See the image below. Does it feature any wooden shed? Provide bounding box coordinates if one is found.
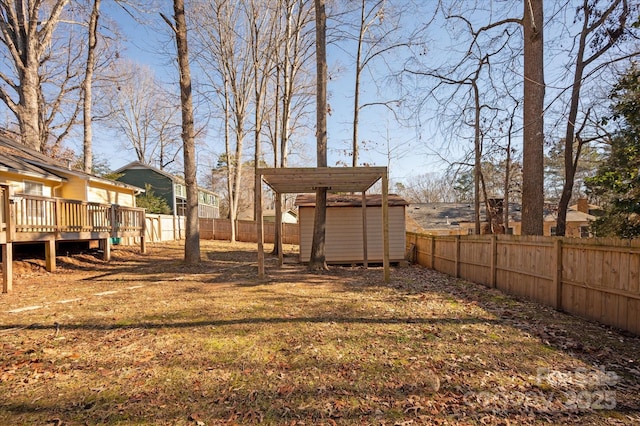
[295,193,408,264]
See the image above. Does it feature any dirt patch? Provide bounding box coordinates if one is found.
[1,240,639,425]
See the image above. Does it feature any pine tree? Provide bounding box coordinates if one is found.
[586,65,640,238]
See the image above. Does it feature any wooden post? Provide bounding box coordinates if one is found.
[490,235,498,288]
[2,243,12,293]
[102,238,111,261]
[256,172,265,279]
[275,192,283,266]
[553,238,563,310]
[382,171,390,282]
[2,185,13,293]
[430,235,436,269]
[455,235,461,278]
[140,211,147,254]
[45,239,56,272]
[110,206,118,238]
[361,191,368,269]
[55,198,62,237]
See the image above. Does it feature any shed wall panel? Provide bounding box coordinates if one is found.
[299,205,405,263]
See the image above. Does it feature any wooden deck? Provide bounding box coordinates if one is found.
[1,184,146,293]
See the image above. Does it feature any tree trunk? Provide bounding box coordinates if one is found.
[521,0,545,236]
[19,64,42,151]
[504,120,513,232]
[352,0,366,168]
[473,81,481,235]
[309,0,328,271]
[172,0,200,264]
[83,0,101,173]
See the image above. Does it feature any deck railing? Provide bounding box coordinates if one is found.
[2,193,144,240]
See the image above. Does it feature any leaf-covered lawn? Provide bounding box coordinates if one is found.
[1,240,639,425]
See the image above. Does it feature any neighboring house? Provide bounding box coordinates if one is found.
[239,209,298,224]
[295,193,408,264]
[406,203,474,235]
[264,209,298,224]
[0,134,142,207]
[545,198,599,237]
[408,198,598,237]
[115,161,220,218]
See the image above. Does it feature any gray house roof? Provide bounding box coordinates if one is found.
[115,161,218,197]
[408,201,595,231]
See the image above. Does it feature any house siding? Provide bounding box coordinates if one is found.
[1,172,56,198]
[88,183,136,207]
[59,176,88,201]
[117,169,175,213]
[298,205,406,263]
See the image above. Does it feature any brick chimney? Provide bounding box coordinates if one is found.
[577,198,589,214]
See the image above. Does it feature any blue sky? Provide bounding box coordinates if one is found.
[92,1,451,186]
[89,1,624,191]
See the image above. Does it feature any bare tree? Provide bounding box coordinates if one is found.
[0,0,86,152]
[82,0,101,173]
[396,173,457,203]
[270,0,315,253]
[162,0,200,264]
[333,0,421,167]
[554,0,638,236]
[247,0,276,222]
[309,0,328,271]
[191,0,253,243]
[405,9,517,234]
[104,62,182,169]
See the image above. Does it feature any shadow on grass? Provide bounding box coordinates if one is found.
[0,314,504,332]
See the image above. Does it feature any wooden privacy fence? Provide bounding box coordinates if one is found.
[200,218,299,245]
[406,232,640,336]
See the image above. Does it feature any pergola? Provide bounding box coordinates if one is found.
[255,166,391,282]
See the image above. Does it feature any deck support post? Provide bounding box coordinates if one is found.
[2,243,12,293]
[45,239,56,272]
[101,238,111,261]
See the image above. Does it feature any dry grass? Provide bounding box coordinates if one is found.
[1,240,639,425]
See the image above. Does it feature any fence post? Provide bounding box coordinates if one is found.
[430,236,436,269]
[140,211,147,254]
[553,238,563,310]
[490,235,497,288]
[455,235,461,278]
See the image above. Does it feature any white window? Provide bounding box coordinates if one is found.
[175,183,186,198]
[580,226,590,238]
[23,181,44,196]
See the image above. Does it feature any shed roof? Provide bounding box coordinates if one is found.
[295,193,407,207]
[258,167,386,194]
